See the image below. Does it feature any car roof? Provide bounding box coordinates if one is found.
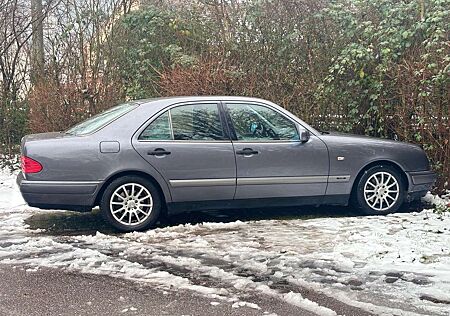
[135,96,269,106]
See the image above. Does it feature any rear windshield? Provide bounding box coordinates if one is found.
[66,103,137,136]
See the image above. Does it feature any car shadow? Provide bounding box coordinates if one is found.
[25,203,423,237]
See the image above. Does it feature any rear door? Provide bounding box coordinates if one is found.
[132,102,236,202]
[223,102,329,200]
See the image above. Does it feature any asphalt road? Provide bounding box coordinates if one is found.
[0,264,375,316]
[0,264,314,316]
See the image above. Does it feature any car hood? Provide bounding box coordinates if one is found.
[318,131,429,172]
[322,132,401,146]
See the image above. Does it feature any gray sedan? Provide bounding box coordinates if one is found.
[17,97,436,231]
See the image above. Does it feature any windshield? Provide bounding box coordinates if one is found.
[66,103,137,136]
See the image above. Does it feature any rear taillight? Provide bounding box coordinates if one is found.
[21,156,43,174]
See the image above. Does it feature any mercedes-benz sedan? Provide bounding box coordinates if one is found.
[17,97,436,231]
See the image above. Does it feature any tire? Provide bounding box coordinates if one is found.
[353,165,406,215]
[100,176,162,232]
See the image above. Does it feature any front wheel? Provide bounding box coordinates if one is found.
[354,165,406,215]
[100,176,162,232]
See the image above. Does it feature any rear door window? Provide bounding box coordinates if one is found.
[139,103,226,141]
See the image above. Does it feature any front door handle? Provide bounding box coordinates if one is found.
[148,148,171,156]
[236,148,259,156]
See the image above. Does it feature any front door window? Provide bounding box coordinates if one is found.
[226,103,299,141]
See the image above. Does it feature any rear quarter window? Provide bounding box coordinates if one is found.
[66,103,137,136]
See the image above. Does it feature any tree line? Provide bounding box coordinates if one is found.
[0,0,448,190]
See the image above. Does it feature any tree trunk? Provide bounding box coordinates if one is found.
[31,0,45,84]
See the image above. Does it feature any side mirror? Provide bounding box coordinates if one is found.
[300,129,310,143]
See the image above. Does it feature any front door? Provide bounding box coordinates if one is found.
[132,102,236,202]
[224,102,329,200]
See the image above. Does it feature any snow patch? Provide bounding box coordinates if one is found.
[422,191,450,209]
[283,292,336,316]
[231,301,261,310]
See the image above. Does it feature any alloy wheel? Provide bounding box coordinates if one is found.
[363,171,399,212]
[109,183,153,226]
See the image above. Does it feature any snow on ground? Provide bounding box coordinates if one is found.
[0,168,449,315]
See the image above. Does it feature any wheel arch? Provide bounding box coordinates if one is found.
[94,170,170,208]
[351,160,409,198]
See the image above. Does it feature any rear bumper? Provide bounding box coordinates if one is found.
[16,172,100,211]
[405,170,437,201]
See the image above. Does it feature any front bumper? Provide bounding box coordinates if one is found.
[405,170,437,201]
[16,172,100,211]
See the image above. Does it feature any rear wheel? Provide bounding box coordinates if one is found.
[354,165,406,215]
[100,176,161,232]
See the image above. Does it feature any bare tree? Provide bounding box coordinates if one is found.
[0,0,56,154]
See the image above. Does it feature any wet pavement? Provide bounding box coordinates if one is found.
[25,205,362,236]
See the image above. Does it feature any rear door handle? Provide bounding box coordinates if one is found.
[148,148,171,156]
[236,148,258,156]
